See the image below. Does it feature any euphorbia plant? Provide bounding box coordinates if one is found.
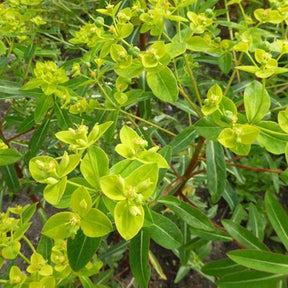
[2,0,288,287]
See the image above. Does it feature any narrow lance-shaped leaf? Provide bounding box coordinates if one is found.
[1,165,20,193]
[34,95,53,124]
[169,126,197,154]
[159,196,215,231]
[0,149,22,166]
[37,235,53,264]
[206,140,226,203]
[222,220,269,251]
[159,197,231,242]
[202,258,247,277]
[228,250,288,275]
[217,270,285,288]
[27,118,50,159]
[54,101,72,130]
[248,203,266,241]
[144,210,183,249]
[130,230,150,288]
[265,192,288,251]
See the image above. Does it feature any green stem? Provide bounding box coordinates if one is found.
[163,32,172,42]
[238,3,247,20]
[67,180,97,192]
[179,86,203,118]
[23,235,37,254]
[120,109,176,137]
[224,53,244,96]
[177,9,182,42]
[6,37,14,59]
[246,51,259,67]
[224,0,234,40]
[18,251,31,264]
[183,54,202,107]
[94,107,116,112]
[23,56,33,82]
[97,81,116,107]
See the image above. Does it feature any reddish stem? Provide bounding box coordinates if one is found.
[227,163,283,174]
[6,127,35,143]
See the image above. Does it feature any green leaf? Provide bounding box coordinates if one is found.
[42,212,79,239]
[24,44,36,62]
[1,165,20,193]
[67,229,101,271]
[169,126,197,154]
[0,148,22,166]
[144,211,183,249]
[58,152,81,177]
[22,78,43,90]
[174,265,191,284]
[114,59,143,78]
[286,143,288,163]
[244,81,270,123]
[248,203,266,241]
[278,109,288,133]
[114,200,144,240]
[257,121,288,154]
[194,116,222,140]
[43,177,67,205]
[228,250,288,275]
[217,270,285,288]
[236,65,259,74]
[186,36,210,52]
[81,208,113,238]
[158,196,215,231]
[166,42,186,58]
[37,235,53,262]
[71,187,92,217]
[206,140,226,203]
[0,40,6,56]
[202,258,247,277]
[223,182,239,210]
[222,220,269,251]
[146,66,178,104]
[110,159,142,178]
[79,276,97,288]
[137,151,169,168]
[0,80,24,99]
[130,230,150,288]
[265,193,288,251]
[81,146,109,188]
[148,250,167,280]
[34,95,53,124]
[191,228,232,242]
[29,155,58,184]
[218,52,233,74]
[2,241,21,259]
[125,163,158,200]
[202,84,223,116]
[100,174,126,200]
[22,203,37,223]
[27,118,50,159]
[54,101,72,130]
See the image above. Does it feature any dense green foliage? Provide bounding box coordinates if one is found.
[1,0,288,287]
